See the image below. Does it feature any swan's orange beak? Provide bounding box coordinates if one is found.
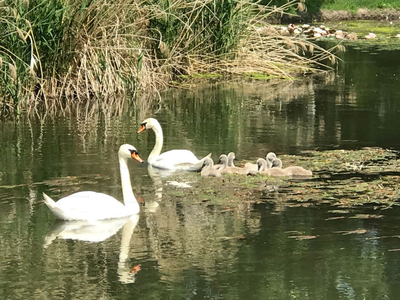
[131,152,144,163]
[137,124,146,133]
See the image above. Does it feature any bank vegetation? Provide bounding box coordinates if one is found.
[0,0,340,118]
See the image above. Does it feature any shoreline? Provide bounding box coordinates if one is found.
[319,8,400,22]
[280,8,400,23]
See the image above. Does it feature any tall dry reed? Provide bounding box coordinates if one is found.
[0,0,341,118]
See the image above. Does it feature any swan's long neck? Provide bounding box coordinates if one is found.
[119,156,139,214]
[219,156,228,170]
[204,158,213,168]
[148,123,163,163]
[228,155,235,167]
[258,159,267,171]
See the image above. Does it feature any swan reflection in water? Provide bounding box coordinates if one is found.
[146,164,195,212]
[44,215,140,284]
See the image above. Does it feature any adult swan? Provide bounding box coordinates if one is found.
[138,118,210,171]
[42,144,144,221]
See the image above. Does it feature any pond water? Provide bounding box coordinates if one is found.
[1,43,400,299]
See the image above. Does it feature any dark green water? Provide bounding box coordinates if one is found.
[1,44,400,299]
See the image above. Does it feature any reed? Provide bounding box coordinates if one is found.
[0,0,340,118]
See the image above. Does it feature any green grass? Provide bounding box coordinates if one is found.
[321,0,400,12]
[266,0,400,15]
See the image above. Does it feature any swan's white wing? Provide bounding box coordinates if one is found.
[150,149,201,170]
[172,162,205,171]
[156,149,200,163]
[56,191,129,220]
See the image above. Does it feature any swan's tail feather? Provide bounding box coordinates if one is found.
[171,153,213,172]
[43,192,56,206]
[199,153,212,162]
[43,193,65,219]
[192,153,212,172]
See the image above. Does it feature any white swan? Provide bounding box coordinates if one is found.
[138,118,211,171]
[43,144,144,220]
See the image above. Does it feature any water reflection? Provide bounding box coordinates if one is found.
[44,215,140,284]
[145,164,196,212]
[2,44,400,299]
[145,164,170,211]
